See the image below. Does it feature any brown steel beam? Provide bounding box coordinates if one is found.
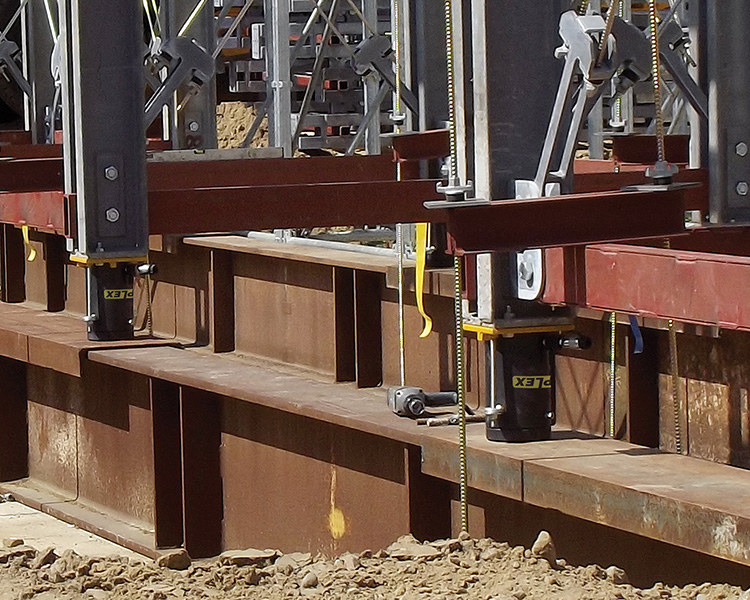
[354,270,383,388]
[151,379,184,549]
[445,188,692,254]
[180,386,223,558]
[333,267,356,383]
[0,357,28,481]
[209,250,235,353]
[148,154,398,190]
[1,224,25,303]
[44,234,67,312]
[149,180,446,235]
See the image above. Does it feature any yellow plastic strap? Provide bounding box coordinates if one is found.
[415,222,432,338]
[21,226,36,262]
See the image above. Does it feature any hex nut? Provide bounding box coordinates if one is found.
[737,142,748,157]
[737,181,749,196]
[104,166,119,181]
[188,121,200,132]
[105,207,120,223]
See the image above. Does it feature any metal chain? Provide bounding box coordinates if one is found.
[649,0,667,163]
[443,0,467,533]
[668,319,682,453]
[443,0,458,183]
[452,254,468,532]
[609,312,616,438]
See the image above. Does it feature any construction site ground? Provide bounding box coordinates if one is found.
[0,501,749,600]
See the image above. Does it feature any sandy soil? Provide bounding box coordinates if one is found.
[1,532,749,600]
[216,102,268,149]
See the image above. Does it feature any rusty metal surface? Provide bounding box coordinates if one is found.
[150,379,184,549]
[612,134,690,165]
[180,387,223,558]
[26,362,156,526]
[1,224,26,303]
[0,357,28,481]
[0,158,64,191]
[0,480,158,558]
[390,129,450,162]
[147,154,398,190]
[586,244,750,330]
[446,189,689,254]
[0,302,177,376]
[149,180,445,235]
[221,397,411,554]
[0,130,32,145]
[233,254,338,377]
[0,191,67,234]
[523,451,750,566]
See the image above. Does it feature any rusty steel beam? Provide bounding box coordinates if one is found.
[585,244,750,330]
[149,180,447,235]
[147,154,399,190]
[445,188,691,254]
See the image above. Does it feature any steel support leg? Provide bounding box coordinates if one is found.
[265,0,292,156]
[160,0,218,149]
[707,0,750,224]
[22,0,56,143]
[60,0,147,340]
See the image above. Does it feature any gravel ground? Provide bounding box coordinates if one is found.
[216,102,268,149]
[0,531,749,600]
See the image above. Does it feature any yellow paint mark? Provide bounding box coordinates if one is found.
[328,507,346,540]
[328,467,346,540]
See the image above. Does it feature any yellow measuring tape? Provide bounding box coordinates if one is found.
[21,226,36,262]
[415,222,432,338]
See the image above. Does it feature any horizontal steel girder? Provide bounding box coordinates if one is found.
[0,155,708,249]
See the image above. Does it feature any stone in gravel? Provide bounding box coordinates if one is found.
[530,531,556,564]
[340,553,360,571]
[480,548,502,561]
[219,548,278,567]
[31,547,58,569]
[301,571,318,588]
[387,537,441,560]
[0,546,36,564]
[433,538,462,553]
[157,549,191,570]
[2,538,23,548]
[605,565,629,584]
[277,552,312,570]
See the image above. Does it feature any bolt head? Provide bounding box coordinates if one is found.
[737,142,749,157]
[104,166,119,181]
[737,181,749,196]
[188,120,200,132]
[105,207,120,223]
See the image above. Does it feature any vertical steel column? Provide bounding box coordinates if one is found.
[265,0,292,156]
[683,0,707,169]
[22,0,56,143]
[60,0,147,340]
[161,0,218,149]
[361,0,380,155]
[707,0,750,224]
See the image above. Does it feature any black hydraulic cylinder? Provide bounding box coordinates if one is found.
[87,265,135,341]
[485,334,555,442]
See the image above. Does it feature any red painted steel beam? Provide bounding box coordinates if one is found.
[445,188,690,254]
[584,244,750,330]
[148,179,448,235]
[0,190,67,234]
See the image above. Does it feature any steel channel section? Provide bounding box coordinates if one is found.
[60,0,147,340]
[160,0,217,149]
[707,0,750,224]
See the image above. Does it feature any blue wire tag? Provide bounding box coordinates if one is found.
[628,315,644,355]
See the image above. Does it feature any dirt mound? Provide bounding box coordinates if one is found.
[0,532,748,600]
[216,101,268,149]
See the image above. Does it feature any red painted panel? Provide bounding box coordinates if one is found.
[585,244,750,330]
